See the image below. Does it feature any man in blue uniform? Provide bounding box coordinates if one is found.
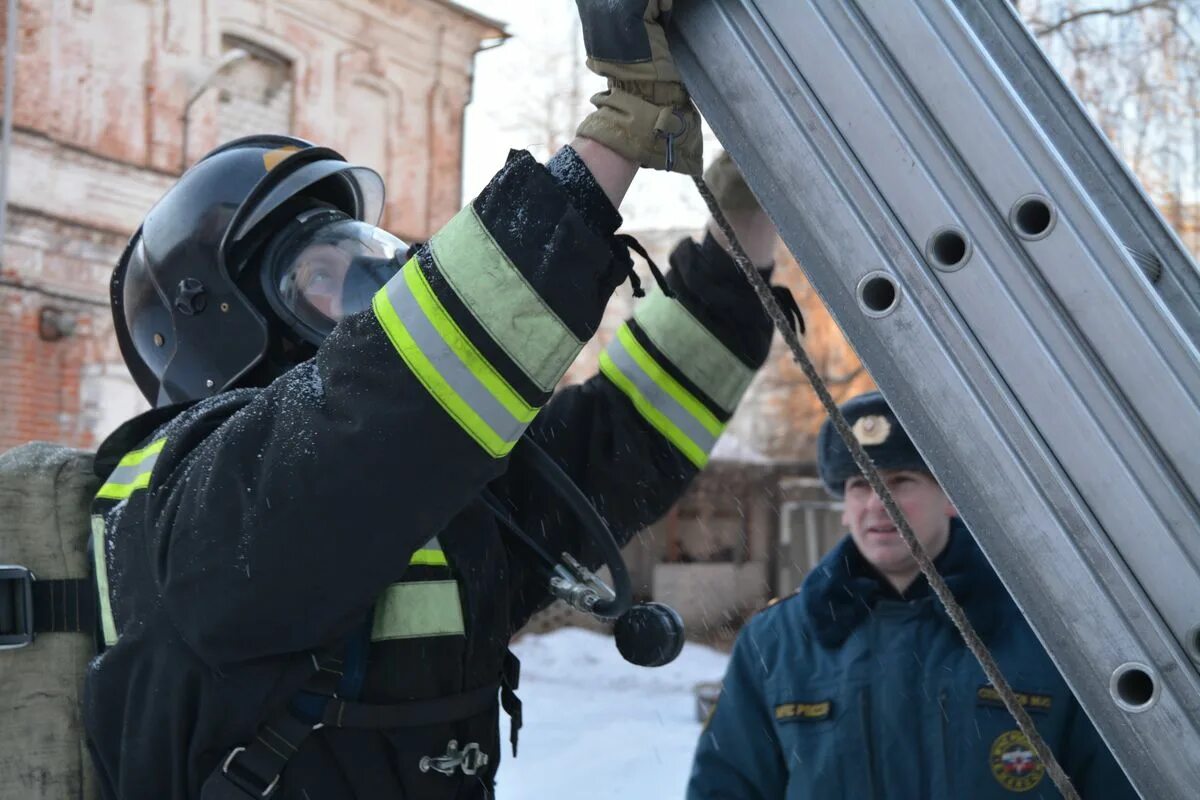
[82,3,797,798]
[687,391,1137,799]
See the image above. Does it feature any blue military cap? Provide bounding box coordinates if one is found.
[817,391,929,498]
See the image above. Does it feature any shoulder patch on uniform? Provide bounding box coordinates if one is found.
[701,698,718,732]
[754,590,801,617]
[990,730,1045,792]
[774,700,831,722]
[977,685,1053,714]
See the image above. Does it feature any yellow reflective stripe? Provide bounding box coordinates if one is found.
[616,324,724,438]
[118,438,166,466]
[601,323,730,468]
[93,440,169,641]
[95,472,153,501]
[91,515,118,647]
[599,349,711,469]
[431,206,584,391]
[372,261,535,458]
[95,437,167,500]
[409,548,449,567]
[409,536,448,567]
[404,261,536,425]
[371,580,465,640]
[633,289,754,413]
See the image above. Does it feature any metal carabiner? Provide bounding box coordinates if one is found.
[419,740,489,777]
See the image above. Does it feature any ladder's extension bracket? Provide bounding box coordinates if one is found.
[671,2,1200,797]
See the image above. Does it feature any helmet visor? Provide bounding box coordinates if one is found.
[274,218,406,341]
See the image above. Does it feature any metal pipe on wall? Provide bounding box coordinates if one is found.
[0,0,19,266]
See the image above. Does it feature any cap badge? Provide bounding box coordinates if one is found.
[851,415,891,446]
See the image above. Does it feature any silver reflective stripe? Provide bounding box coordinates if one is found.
[101,458,156,488]
[95,438,166,500]
[371,580,465,641]
[606,332,720,455]
[430,206,584,391]
[385,265,529,447]
[633,289,754,413]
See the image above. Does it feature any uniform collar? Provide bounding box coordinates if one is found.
[801,518,1006,647]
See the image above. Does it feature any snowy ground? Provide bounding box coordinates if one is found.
[497,628,731,798]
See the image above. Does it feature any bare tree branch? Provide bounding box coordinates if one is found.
[820,367,866,386]
[1034,0,1175,37]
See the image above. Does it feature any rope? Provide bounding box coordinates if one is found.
[692,174,1081,800]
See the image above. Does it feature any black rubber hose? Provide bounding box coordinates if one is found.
[478,489,559,576]
[507,438,633,620]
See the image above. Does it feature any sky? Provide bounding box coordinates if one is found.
[453,0,1200,228]
[454,0,716,232]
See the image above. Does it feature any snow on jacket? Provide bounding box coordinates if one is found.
[687,520,1137,800]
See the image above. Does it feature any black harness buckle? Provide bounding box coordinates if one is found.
[0,566,35,650]
[201,747,281,799]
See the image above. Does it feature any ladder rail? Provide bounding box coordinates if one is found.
[957,0,1200,343]
[671,2,1200,797]
[817,0,1200,652]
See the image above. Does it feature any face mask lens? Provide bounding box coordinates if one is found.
[282,247,350,320]
[274,219,406,340]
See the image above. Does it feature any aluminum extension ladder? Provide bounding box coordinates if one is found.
[670,2,1200,797]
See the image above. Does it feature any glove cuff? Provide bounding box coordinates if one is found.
[576,87,703,175]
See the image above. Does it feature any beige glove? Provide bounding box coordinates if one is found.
[704,151,764,215]
[574,0,703,175]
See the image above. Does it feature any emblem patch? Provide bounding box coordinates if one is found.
[977,685,1053,714]
[774,701,832,722]
[990,730,1045,792]
[851,415,891,446]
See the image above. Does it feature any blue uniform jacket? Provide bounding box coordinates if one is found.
[687,521,1137,799]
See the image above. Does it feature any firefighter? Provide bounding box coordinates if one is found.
[82,2,795,797]
[686,391,1137,800]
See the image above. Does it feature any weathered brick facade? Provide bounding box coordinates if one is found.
[0,0,502,451]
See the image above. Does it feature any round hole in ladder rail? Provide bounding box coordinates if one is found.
[1109,663,1159,713]
[857,272,899,318]
[1011,194,1056,240]
[926,227,972,271]
[1188,625,1200,662]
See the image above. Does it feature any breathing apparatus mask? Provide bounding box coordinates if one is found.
[257,207,409,346]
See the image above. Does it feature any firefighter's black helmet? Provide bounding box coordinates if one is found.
[111,134,399,407]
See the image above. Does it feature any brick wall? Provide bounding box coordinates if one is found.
[0,0,503,451]
[0,287,117,450]
[0,209,135,451]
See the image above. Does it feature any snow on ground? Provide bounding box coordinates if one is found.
[497,628,730,798]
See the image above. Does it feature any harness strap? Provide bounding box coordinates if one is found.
[201,652,346,800]
[1,568,95,648]
[31,578,96,633]
[321,682,500,729]
[201,649,520,798]
[501,649,522,757]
